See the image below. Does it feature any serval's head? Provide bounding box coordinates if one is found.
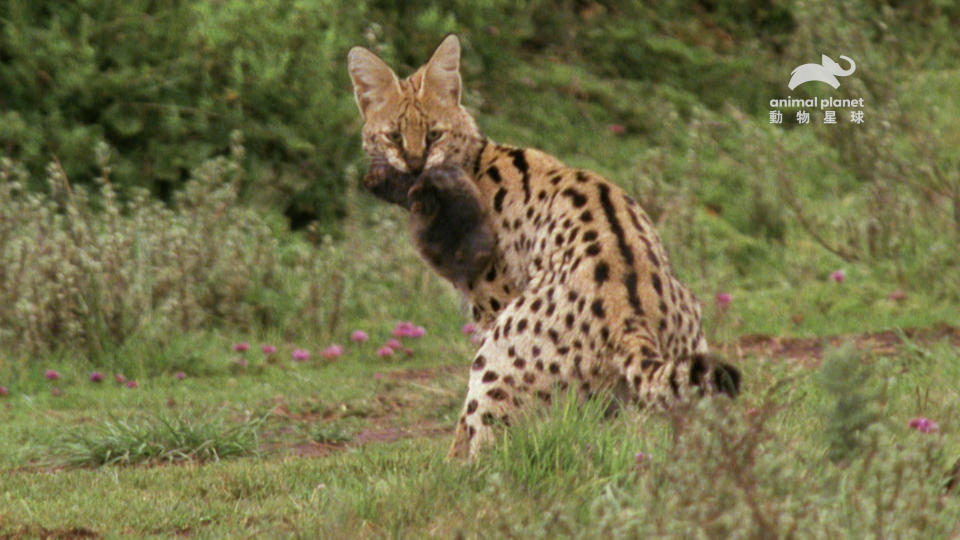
[347,34,483,176]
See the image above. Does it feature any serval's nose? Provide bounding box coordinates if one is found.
[405,154,425,174]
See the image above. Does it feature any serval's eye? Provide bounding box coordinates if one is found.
[426,129,443,143]
[387,131,403,144]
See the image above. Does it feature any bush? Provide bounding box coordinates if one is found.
[0,0,365,227]
[0,134,319,357]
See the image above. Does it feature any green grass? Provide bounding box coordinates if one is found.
[48,412,266,467]
[1,314,958,537]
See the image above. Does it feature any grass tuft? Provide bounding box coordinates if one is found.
[48,411,266,467]
[487,390,636,492]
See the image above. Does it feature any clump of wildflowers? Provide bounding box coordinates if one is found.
[908,417,939,433]
[321,345,344,360]
[292,349,310,362]
[392,321,426,338]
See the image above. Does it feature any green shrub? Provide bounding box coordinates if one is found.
[0,0,365,227]
[0,135,318,357]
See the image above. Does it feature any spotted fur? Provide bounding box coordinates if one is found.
[348,35,740,459]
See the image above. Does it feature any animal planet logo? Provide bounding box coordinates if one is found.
[769,54,865,125]
[788,55,856,90]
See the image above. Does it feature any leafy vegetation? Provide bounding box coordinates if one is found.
[1,0,959,537]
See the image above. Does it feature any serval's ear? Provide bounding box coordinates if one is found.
[347,46,401,120]
[419,34,461,107]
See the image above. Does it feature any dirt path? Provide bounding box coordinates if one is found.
[729,323,960,366]
[287,324,960,457]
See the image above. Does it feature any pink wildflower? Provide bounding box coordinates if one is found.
[233,342,251,353]
[89,372,104,383]
[887,289,907,302]
[292,348,310,362]
[321,345,344,360]
[373,372,383,380]
[908,417,939,433]
[392,321,425,338]
[831,270,846,283]
[126,380,139,389]
[609,124,626,134]
[261,344,277,355]
[45,370,60,381]
[462,323,477,335]
[715,293,732,309]
[392,321,416,337]
[386,338,403,350]
[351,330,369,343]
[174,371,186,380]
[114,374,126,384]
[377,346,394,357]
[0,386,8,396]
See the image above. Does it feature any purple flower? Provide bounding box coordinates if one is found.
[377,346,394,357]
[908,417,939,433]
[392,321,425,338]
[45,369,61,381]
[351,330,369,343]
[126,380,139,389]
[386,338,403,350]
[462,323,477,335]
[261,344,277,355]
[831,270,846,283]
[233,342,251,353]
[0,386,8,396]
[321,345,344,360]
[715,293,732,309]
[89,371,104,383]
[292,348,310,362]
[887,289,906,302]
[392,321,415,338]
[174,371,186,380]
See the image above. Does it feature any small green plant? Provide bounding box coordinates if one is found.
[311,423,355,445]
[49,411,266,467]
[816,343,883,462]
[487,389,635,492]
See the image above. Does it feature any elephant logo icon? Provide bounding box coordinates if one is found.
[788,55,856,90]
